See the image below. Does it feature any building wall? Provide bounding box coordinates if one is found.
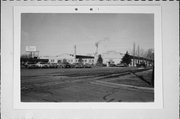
[103,58,122,65]
[40,54,95,64]
[101,51,124,65]
[81,58,94,64]
[40,52,126,65]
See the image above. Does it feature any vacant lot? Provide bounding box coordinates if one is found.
[21,67,154,102]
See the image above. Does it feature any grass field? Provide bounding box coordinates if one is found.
[21,67,154,102]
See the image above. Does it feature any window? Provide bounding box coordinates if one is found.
[51,59,54,62]
[58,60,62,63]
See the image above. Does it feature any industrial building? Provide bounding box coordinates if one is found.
[101,51,124,65]
[23,44,153,67]
[40,51,124,65]
[40,53,95,64]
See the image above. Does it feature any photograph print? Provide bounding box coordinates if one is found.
[21,13,154,102]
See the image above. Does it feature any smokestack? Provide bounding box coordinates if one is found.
[95,42,99,55]
[74,45,76,63]
[94,42,99,64]
[95,38,109,55]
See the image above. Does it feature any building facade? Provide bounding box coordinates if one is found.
[40,53,94,64]
[101,51,124,65]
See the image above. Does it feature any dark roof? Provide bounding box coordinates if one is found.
[75,55,94,59]
[129,55,154,62]
[20,58,49,63]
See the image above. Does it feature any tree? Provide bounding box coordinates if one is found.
[97,54,103,65]
[121,52,131,66]
[146,49,154,60]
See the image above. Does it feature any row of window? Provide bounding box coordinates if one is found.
[77,59,94,63]
[50,59,94,63]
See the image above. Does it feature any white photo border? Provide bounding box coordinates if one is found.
[14,6,162,109]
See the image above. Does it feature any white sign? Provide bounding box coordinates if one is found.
[25,46,36,52]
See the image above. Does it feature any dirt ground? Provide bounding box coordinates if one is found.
[21,67,154,102]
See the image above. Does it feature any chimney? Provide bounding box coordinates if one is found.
[95,42,98,55]
[74,45,76,63]
[94,42,99,64]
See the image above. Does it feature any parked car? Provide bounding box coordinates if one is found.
[73,63,84,68]
[36,62,49,68]
[95,63,105,67]
[136,62,146,68]
[116,63,127,67]
[57,62,71,68]
[48,63,58,68]
[57,63,66,68]
[109,63,116,67]
[26,62,38,69]
[64,63,71,68]
[83,63,92,68]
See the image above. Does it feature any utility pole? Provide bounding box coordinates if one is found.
[133,42,136,66]
[137,45,140,57]
[137,45,140,64]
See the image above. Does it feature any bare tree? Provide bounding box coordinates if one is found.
[145,49,154,59]
[133,42,136,56]
[139,47,145,57]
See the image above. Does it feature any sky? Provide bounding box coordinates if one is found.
[21,13,154,56]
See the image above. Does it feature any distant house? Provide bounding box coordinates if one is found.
[129,55,154,67]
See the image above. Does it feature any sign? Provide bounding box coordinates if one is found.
[25,46,37,52]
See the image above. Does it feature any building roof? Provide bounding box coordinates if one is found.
[75,55,94,59]
[40,54,94,59]
[129,55,154,62]
[102,51,124,59]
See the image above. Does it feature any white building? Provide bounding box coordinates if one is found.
[40,53,95,64]
[101,51,124,65]
[40,51,124,66]
[39,56,59,63]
